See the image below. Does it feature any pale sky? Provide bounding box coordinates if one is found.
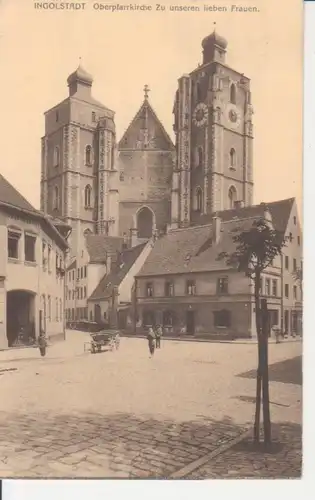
[0,0,303,214]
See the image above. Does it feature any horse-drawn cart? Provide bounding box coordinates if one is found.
[84,330,120,354]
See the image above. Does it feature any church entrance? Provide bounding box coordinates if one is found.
[137,207,154,239]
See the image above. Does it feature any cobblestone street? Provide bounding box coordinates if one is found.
[0,332,302,478]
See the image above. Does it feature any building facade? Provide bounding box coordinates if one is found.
[0,174,69,349]
[171,32,254,228]
[135,200,301,339]
[117,87,175,244]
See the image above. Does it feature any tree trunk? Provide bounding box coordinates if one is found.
[253,272,262,443]
[261,306,271,444]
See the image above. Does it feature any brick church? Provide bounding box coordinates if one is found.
[40,30,253,255]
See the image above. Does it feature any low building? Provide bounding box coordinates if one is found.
[65,234,124,324]
[88,239,154,330]
[0,174,69,349]
[135,198,302,339]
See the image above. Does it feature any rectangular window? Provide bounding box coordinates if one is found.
[72,270,75,281]
[84,286,87,299]
[285,256,289,270]
[285,284,289,298]
[297,236,300,246]
[186,280,196,295]
[217,277,229,294]
[81,267,84,279]
[293,285,297,300]
[84,266,87,278]
[165,281,174,297]
[8,230,20,259]
[48,295,51,321]
[293,258,297,272]
[55,298,58,321]
[69,271,71,282]
[42,241,46,268]
[48,246,52,272]
[25,234,36,262]
[92,112,96,122]
[272,279,277,297]
[213,309,231,328]
[293,216,296,225]
[146,282,154,297]
[77,269,80,280]
[265,278,270,296]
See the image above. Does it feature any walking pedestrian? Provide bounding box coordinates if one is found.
[147,326,156,357]
[155,324,163,349]
[38,329,47,357]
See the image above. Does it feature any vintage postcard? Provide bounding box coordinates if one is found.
[0,0,303,480]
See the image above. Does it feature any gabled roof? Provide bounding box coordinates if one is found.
[0,174,68,250]
[137,198,296,278]
[0,174,38,213]
[194,198,295,234]
[85,234,124,264]
[89,242,147,301]
[118,98,174,151]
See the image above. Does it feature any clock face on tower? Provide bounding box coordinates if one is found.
[192,103,208,127]
[227,106,241,129]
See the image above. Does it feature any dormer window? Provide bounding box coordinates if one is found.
[186,280,196,295]
[146,282,154,297]
[92,112,96,123]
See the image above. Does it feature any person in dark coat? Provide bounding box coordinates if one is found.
[38,330,47,357]
[155,325,163,349]
[147,327,156,357]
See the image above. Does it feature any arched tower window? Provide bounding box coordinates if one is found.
[137,207,154,239]
[229,148,236,168]
[228,186,237,209]
[84,185,92,208]
[196,188,203,212]
[53,185,59,210]
[53,146,60,167]
[85,145,92,166]
[196,82,202,102]
[196,146,203,168]
[230,84,236,104]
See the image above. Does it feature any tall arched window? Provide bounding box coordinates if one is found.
[137,207,154,238]
[85,145,92,165]
[228,186,237,209]
[229,148,236,168]
[53,146,60,167]
[230,84,236,104]
[53,185,59,210]
[196,82,202,102]
[196,188,203,212]
[196,146,203,167]
[84,185,92,208]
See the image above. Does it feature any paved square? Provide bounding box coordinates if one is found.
[0,332,302,478]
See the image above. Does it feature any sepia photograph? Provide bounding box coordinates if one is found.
[0,0,303,481]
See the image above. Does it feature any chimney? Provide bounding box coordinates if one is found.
[234,200,244,209]
[212,215,221,244]
[106,253,112,273]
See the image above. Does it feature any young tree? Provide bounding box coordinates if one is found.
[217,217,286,445]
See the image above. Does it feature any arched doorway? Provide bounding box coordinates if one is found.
[137,207,154,239]
[6,290,36,347]
[228,186,237,209]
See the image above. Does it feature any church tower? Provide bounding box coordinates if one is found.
[172,31,254,228]
[40,65,119,256]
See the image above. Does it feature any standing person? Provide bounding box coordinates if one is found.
[155,324,163,349]
[147,326,156,357]
[38,329,47,357]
